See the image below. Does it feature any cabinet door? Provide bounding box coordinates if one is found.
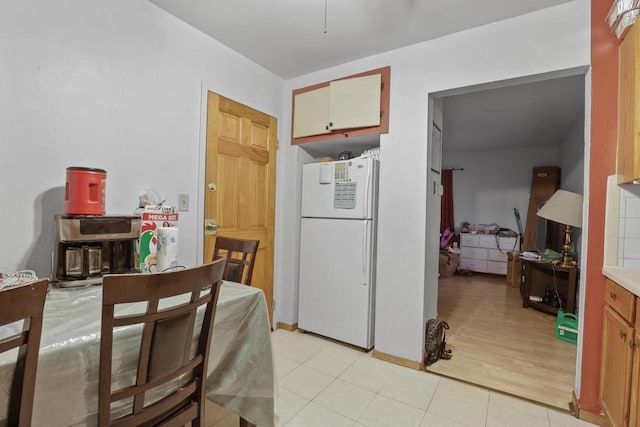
[292,86,331,138]
[617,24,640,184]
[328,74,381,131]
[601,305,635,427]
[629,330,640,427]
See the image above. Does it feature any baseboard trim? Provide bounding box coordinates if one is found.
[372,350,421,370]
[570,390,607,426]
[276,322,298,331]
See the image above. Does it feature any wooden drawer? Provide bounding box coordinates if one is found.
[487,261,507,275]
[635,298,640,331]
[488,249,508,262]
[605,279,636,324]
[460,233,479,247]
[461,247,488,260]
[459,258,487,273]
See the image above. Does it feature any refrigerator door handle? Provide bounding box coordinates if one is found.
[364,158,371,217]
[363,220,370,286]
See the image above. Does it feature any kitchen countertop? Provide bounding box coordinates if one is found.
[603,265,640,296]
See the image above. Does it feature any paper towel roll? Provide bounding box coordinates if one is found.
[156,227,179,272]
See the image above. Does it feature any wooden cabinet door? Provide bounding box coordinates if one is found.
[629,330,640,427]
[617,24,640,184]
[601,305,635,427]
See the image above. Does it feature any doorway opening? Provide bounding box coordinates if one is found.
[426,69,587,410]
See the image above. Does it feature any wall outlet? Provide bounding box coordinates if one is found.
[178,194,189,212]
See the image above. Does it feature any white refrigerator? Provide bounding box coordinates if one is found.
[298,156,379,349]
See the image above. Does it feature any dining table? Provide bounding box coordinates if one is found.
[0,280,275,427]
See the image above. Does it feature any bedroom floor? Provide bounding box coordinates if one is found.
[428,272,577,411]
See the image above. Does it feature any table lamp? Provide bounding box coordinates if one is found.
[536,189,583,268]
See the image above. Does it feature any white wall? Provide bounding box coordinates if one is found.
[443,146,561,233]
[561,114,586,194]
[0,1,284,277]
[560,113,586,260]
[1,0,590,365]
[279,0,590,362]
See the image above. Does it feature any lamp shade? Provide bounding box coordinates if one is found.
[536,189,583,228]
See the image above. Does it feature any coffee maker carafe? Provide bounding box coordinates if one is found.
[53,215,141,287]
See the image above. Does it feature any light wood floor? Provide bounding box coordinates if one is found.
[427,272,577,411]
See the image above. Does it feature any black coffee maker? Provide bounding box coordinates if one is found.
[53,215,141,287]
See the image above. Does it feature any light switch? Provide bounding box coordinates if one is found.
[178,194,189,212]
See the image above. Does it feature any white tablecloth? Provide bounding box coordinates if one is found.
[0,281,275,427]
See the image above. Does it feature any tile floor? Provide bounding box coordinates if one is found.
[206,329,597,427]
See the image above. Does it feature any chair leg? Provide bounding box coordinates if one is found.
[239,416,256,427]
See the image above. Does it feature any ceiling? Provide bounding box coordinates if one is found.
[442,75,585,154]
[149,0,585,155]
[149,0,575,79]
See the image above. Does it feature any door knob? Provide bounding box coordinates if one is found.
[208,183,217,192]
[204,219,220,235]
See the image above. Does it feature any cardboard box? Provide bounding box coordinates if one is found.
[507,251,522,288]
[135,206,178,272]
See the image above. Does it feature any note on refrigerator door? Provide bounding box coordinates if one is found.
[334,183,357,209]
[335,161,358,183]
[319,163,332,184]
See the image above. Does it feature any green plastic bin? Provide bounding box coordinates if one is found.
[555,311,578,344]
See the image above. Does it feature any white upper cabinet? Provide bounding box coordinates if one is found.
[293,86,330,138]
[328,73,381,131]
[291,67,390,143]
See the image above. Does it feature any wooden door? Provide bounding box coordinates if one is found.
[204,93,277,326]
[601,305,634,427]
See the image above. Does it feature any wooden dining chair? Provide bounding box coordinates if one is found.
[212,236,259,286]
[0,279,49,427]
[98,259,226,427]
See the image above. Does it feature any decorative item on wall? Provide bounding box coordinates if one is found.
[606,0,640,39]
[431,122,442,174]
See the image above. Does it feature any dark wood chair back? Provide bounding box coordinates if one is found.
[98,259,226,427]
[212,236,259,285]
[0,279,49,427]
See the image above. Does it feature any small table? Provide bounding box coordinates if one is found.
[520,259,579,314]
[0,281,275,427]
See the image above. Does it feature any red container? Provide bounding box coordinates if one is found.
[65,167,107,215]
